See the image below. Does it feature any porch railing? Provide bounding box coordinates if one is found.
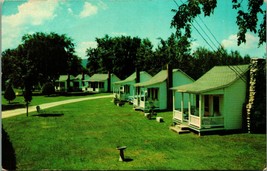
[189,115,200,127]
[189,115,224,128]
[133,98,138,107]
[173,110,183,121]
[201,116,224,128]
[173,110,224,129]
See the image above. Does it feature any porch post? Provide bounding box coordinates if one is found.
[144,88,146,110]
[172,91,175,119]
[181,92,184,122]
[188,93,191,124]
[199,94,202,128]
[172,91,175,111]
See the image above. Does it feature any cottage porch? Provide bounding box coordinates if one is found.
[173,93,225,132]
[173,109,224,131]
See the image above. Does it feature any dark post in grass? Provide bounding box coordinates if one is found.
[116,146,127,161]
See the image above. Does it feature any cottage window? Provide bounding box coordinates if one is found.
[204,95,210,116]
[196,95,199,108]
[213,96,220,116]
[136,87,140,95]
[99,82,104,88]
[124,85,130,94]
[148,88,159,100]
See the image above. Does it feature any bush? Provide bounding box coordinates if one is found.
[42,82,55,96]
[4,84,16,104]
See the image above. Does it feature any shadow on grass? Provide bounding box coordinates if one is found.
[2,126,17,170]
[32,113,64,117]
[123,158,134,162]
[2,103,25,111]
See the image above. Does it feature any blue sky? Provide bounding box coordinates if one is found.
[2,0,266,59]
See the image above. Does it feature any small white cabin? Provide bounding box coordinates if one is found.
[113,71,152,102]
[73,74,90,91]
[55,75,76,92]
[171,65,249,133]
[134,69,194,111]
[85,73,121,93]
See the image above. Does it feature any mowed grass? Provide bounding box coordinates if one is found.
[2,97,266,170]
[2,93,111,107]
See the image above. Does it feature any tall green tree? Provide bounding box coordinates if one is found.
[171,0,265,46]
[153,33,194,76]
[86,35,141,79]
[136,38,155,73]
[2,32,83,88]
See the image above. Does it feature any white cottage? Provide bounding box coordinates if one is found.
[55,75,76,92]
[134,68,194,111]
[73,74,90,91]
[85,73,121,93]
[171,65,249,134]
[113,71,152,102]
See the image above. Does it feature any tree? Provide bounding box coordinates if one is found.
[23,75,33,117]
[136,38,155,73]
[171,0,265,46]
[153,33,194,76]
[86,35,141,79]
[4,84,16,104]
[42,82,55,96]
[2,32,83,89]
[2,49,22,89]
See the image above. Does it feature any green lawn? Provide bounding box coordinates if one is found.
[2,96,266,170]
[2,92,111,107]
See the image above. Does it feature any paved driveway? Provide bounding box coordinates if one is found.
[2,95,113,119]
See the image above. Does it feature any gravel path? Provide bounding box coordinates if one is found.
[2,95,113,119]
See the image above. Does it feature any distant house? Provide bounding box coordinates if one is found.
[134,68,194,111]
[171,65,249,133]
[113,71,152,101]
[86,73,121,93]
[55,75,76,92]
[73,74,90,92]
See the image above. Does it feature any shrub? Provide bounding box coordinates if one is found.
[42,82,55,96]
[4,84,16,104]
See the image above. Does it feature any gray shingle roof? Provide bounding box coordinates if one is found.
[134,69,192,87]
[89,74,109,82]
[171,65,249,93]
[114,71,150,85]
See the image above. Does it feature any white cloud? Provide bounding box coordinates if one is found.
[2,0,59,50]
[3,0,58,27]
[67,7,73,15]
[75,41,97,58]
[221,33,265,57]
[79,2,98,18]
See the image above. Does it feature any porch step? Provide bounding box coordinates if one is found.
[169,125,190,134]
[178,124,190,130]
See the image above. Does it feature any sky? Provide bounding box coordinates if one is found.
[1,0,266,59]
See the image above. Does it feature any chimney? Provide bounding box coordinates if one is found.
[136,67,140,83]
[167,64,173,110]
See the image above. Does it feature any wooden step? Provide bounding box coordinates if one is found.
[178,124,190,130]
[169,125,190,134]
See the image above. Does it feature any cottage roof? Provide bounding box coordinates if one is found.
[171,65,249,93]
[114,71,150,85]
[57,75,75,81]
[134,69,191,87]
[89,74,109,82]
[75,74,83,80]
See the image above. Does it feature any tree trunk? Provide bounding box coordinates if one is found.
[26,102,29,117]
